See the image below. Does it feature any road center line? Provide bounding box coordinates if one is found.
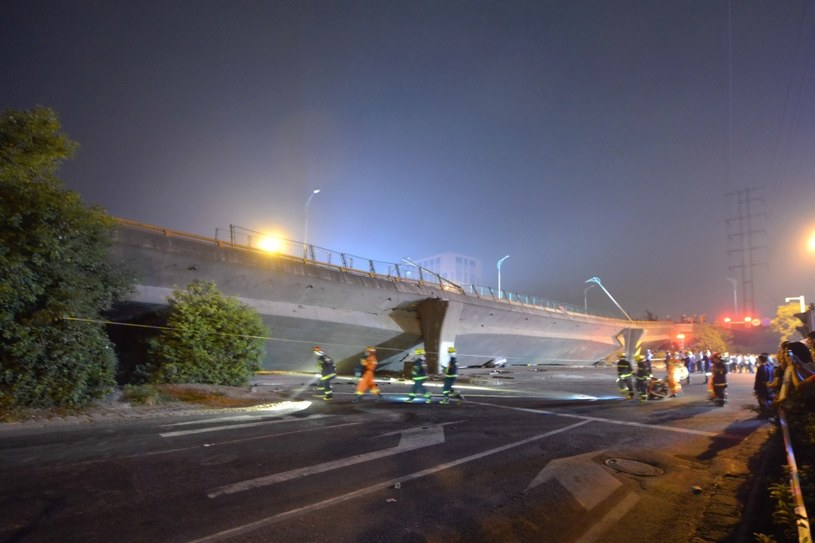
[467,400,742,439]
[186,419,591,543]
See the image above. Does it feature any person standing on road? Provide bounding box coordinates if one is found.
[665,354,683,397]
[753,353,774,418]
[635,355,652,402]
[354,347,381,402]
[711,352,728,406]
[312,346,337,401]
[683,351,693,385]
[408,349,432,403]
[616,353,635,399]
[441,346,463,404]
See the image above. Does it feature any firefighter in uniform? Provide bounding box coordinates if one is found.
[312,346,337,401]
[711,352,728,406]
[665,353,684,397]
[441,346,464,404]
[635,354,652,402]
[408,349,432,403]
[354,347,381,402]
[616,353,635,399]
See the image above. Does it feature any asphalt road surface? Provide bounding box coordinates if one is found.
[0,366,772,543]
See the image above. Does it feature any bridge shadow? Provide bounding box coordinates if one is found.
[641,399,769,460]
[696,416,769,461]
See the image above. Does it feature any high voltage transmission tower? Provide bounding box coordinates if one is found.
[726,187,767,316]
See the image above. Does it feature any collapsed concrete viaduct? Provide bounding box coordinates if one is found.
[109,220,691,374]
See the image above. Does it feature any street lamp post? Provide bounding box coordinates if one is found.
[785,295,806,313]
[303,188,321,258]
[584,284,595,311]
[725,278,738,315]
[497,255,510,299]
[585,276,633,321]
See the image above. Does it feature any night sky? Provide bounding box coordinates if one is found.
[2,1,814,321]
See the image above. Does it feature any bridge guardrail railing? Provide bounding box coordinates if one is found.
[778,407,813,543]
[121,218,629,319]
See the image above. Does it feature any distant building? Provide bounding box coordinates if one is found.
[412,252,482,287]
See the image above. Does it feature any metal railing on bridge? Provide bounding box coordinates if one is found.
[119,219,621,319]
[216,224,466,293]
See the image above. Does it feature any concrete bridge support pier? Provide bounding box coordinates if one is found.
[616,328,645,362]
[416,298,464,374]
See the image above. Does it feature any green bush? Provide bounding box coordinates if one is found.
[0,108,133,411]
[122,384,162,406]
[146,280,268,386]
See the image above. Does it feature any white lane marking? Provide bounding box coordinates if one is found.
[161,401,315,427]
[164,415,283,426]
[187,419,591,543]
[574,491,640,543]
[160,414,330,438]
[43,422,364,468]
[468,400,741,439]
[207,423,449,498]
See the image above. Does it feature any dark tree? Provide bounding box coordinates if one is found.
[0,107,132,410]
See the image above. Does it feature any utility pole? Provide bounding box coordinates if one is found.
[726,187,766,316]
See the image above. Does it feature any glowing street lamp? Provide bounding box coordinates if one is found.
[257,236,282,253]
[303,188,320,257]
[497,255,510,299]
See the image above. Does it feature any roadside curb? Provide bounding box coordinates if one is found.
[692,420,775,542]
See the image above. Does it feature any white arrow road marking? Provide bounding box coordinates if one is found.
[160,414,330,438]
[207,423,449,498]
[188,419,591,543]
[574,492,640,543]
[526,451,621,511]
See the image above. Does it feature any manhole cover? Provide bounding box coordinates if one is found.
[604,458,664,477]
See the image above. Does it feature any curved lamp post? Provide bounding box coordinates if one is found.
[585,276,633,321]
[584,284,595,311]
[497,255,510,299]
[785,295,806,313]
[303,188,320,257]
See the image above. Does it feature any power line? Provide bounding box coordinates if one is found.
[725,187,767,315]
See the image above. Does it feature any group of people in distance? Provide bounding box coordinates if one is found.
[310,345,463,404]
[616,350,730,406]
[616,332,815,416]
